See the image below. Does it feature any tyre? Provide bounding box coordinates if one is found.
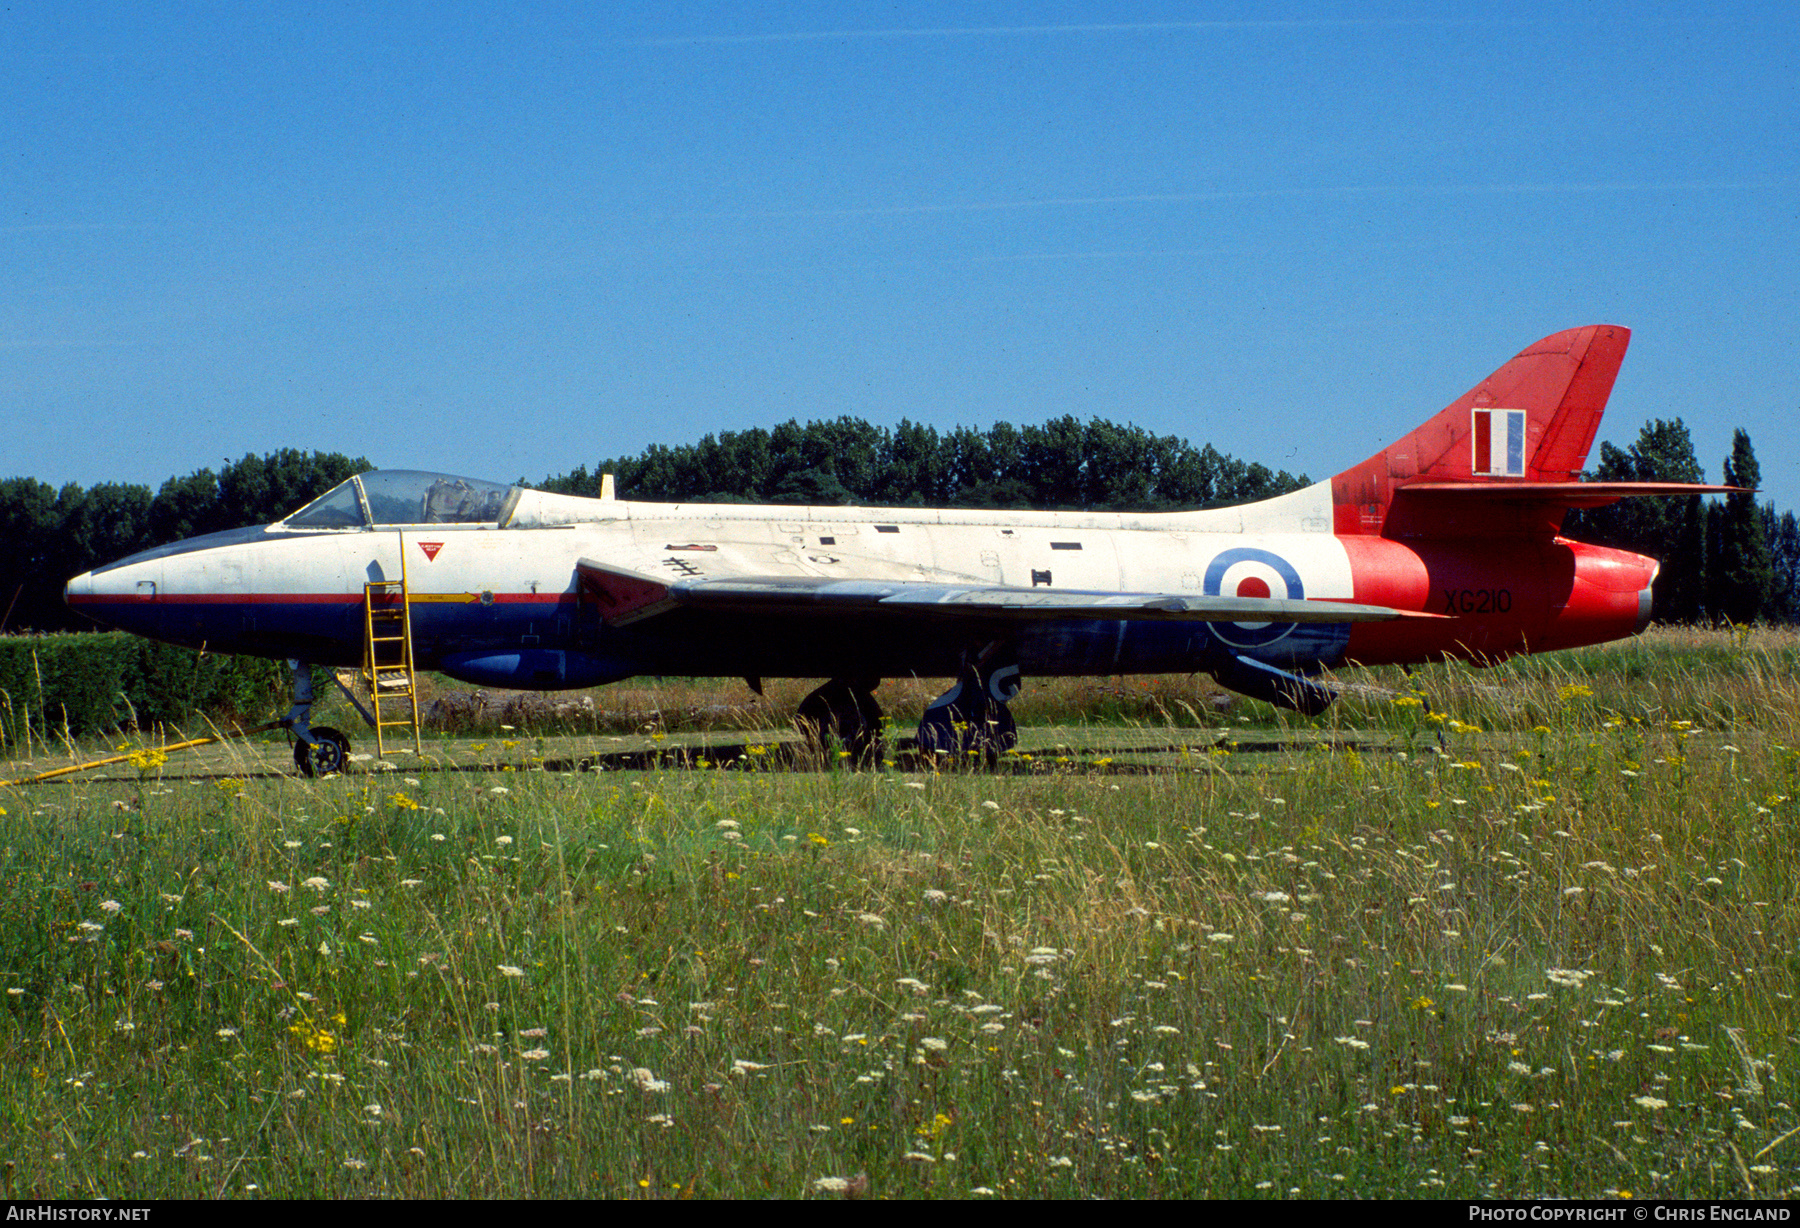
[293,727,350,777]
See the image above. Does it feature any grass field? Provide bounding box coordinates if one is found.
[1,627,1797,1199]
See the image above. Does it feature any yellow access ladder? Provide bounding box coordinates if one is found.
[362,555,422,757]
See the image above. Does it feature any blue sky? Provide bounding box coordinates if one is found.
[6,3,1795,512]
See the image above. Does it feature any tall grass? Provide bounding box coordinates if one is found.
[0,628,1796,1198]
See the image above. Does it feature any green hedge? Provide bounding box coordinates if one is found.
[0,634,288,744]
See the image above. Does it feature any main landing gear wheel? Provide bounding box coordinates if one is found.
[795,677,884,765]
[294,727,350,777]
[917,643,1021,766]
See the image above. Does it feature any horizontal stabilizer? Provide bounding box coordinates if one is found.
[577,560,1439,628]
[1396,480,1744,510]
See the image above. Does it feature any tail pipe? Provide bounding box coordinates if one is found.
[1636,561,1660,634]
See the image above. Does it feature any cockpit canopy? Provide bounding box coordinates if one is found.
[283,471,518,529]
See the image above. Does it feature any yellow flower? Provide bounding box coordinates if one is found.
[289,1017,339,1054]
[916,1113,953,1139]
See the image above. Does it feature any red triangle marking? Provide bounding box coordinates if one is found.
[418,541,444,561]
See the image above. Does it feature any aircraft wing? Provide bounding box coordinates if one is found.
[576,560,1438,629]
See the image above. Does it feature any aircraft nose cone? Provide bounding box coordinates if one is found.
[64,561,158,635]
[65,569,103,624]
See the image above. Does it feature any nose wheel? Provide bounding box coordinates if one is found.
[294,726,350,777]
[283,659,355,777]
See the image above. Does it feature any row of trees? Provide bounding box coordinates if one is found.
[2,450,368,634]
[1567,423,1796,625]
[1,417,1787,634]
[542,416,1309,512]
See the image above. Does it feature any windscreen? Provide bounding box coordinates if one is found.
[282,471,516,528]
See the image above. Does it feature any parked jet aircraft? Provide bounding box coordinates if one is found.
[67,325,1732,771]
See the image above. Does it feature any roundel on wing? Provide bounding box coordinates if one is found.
[1202,546,1303,648]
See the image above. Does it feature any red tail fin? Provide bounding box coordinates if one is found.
[1331,325,1631,536]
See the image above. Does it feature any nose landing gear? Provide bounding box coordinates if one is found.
[283,659,354,777]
